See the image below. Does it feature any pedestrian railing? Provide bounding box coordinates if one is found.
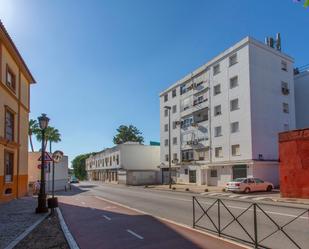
[192,196,309,249]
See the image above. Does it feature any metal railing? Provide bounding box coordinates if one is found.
[192,196,309,249]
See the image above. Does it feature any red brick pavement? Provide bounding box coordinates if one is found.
[58,194,248,249]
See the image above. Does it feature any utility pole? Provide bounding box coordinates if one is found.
[164,106,172,189]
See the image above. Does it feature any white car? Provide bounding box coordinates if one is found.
[226,177,274,193]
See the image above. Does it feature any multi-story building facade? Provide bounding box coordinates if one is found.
[294,66,309,129]
[86,142,160,185]
[160,36,295,187]
[0,21,36,201]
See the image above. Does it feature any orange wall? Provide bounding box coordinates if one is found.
[279,128,309,198]
[0,175,28,202]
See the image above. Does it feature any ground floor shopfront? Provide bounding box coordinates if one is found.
[170,160,279,187]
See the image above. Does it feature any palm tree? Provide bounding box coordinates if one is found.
[36,126,61,152]
[29,119,39,152]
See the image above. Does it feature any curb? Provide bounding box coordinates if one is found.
[95,196,250,249]
[4,213,48,249]
[56,207,80,249]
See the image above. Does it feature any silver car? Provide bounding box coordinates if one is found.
[226,177,274,193]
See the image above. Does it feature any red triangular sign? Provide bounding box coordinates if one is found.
[38,152,53,162]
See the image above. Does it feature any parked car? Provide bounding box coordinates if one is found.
[70,176,79,183]
[226,177,273,193]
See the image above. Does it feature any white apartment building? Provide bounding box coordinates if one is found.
[159,36,295,187]
[86,142,160,185]
[294,66,309,129]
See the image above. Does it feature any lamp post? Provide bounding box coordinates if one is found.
[164,106,172,189]
[36,113,49,213]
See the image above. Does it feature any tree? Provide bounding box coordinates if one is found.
[29,119,39,152]
[71,153,94,180]
[36,126,61,152]
[113,125,144,144]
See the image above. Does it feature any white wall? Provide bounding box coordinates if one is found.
[120,144,160,170]
[294,71,309,129]
[249,42,295,161]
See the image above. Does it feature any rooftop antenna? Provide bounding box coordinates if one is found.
[276,33,281,51]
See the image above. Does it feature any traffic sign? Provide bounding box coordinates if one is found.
[52,150,64,163]
[38,152,53,162]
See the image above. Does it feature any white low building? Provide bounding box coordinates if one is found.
[159,36,295,187]
[86,142,160,185]
[28,152,68,192]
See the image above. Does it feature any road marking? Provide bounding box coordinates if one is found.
[126,229,144,240]
[239,196,252,199]
[102,215,111,221]
[252,197,267,201]
[208,193,219,196]
[95,196,250,249]
[81,202,86,205]
[104,206,116,210]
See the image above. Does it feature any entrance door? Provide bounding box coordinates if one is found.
[189,170,196,183]
[233,165,247,179]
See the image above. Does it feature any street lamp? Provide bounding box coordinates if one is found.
[36,113,49,213]
[164,106,172,189]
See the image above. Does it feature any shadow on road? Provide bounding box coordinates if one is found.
[58,200,243,249]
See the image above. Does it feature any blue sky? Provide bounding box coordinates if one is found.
[0,0,308,164]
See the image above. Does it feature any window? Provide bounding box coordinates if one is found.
[215,147,223,158]
[5,108,14,141]
[164,109,168,117]
[230,76,238,89]
[214,105,222,116]
[180,84,187,95]
[165,154,169,162]
[116,155,119,165]
[281,81,289,95]
[184,169,188,175]
[283,103,289,113]
[164,139,169,146]
[164,94,168,102]
[229,54,238,66]
[281,60,287,71]
[173,153,178,160]
[164,124,168,132]
[214,84,221,95]
[172,105,177,113]
[181,117,193,128]
[4,151,14,183]
[197,148,209,161]
[173,137,177,145]
[172,89,177,98]
[284,123,289,131]
[231,144,240,156]
[6,65,16,92]
[213,64,220,75]
[181,97,191,111]
[182,150,194,161]
[210,169,217,177]
[230,98,239,111]
[231,122,239,133]
[173,121,177,129]
[214,126,222,137]
[113,155,115,161]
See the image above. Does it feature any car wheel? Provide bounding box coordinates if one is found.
[244,187,250,194]
[266,185,273,192]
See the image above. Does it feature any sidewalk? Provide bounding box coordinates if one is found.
[0,197,46,249]
[145,184,223,193]
[58,193,249,249]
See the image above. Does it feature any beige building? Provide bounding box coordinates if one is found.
[86,142,160,185]
[0,21,36,201]
[28,152,68,192]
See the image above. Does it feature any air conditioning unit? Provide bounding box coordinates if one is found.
[191,123,198,127]
[175,121,181,125]
[193,140,198,145]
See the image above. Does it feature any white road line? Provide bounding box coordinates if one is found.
[102,215,111,221]
[252,197,267,201]
[239,196,252,199]
[95,195,308,220]
[126,229,144,240]
[208,193,219,196]
[81,202,86,205]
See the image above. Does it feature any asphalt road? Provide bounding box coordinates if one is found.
[72,181,309,249]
